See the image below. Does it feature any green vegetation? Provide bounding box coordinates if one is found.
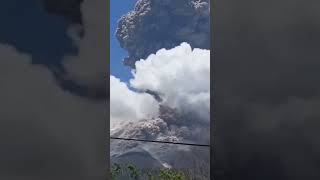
[110,163,209,180]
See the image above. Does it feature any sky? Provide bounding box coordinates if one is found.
[110,0,137,82]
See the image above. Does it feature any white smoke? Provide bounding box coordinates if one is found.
[111,42,210,130]
[131,42,210,121]
[110,76,159,129]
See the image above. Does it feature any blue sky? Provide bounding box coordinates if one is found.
[110,0,137,82]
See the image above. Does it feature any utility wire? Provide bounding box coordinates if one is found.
[110,137,210,147]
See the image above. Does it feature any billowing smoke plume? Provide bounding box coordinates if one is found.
[110,43,210,172]
[131,43,210,121]
[213,0,320,179]
[116,0,210,68]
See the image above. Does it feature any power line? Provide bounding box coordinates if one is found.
[110,137,210,147]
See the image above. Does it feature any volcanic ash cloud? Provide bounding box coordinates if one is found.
[110,42,210,173]
[110,43,210,171]
[116,0,210,68]
[111,42,210,134]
